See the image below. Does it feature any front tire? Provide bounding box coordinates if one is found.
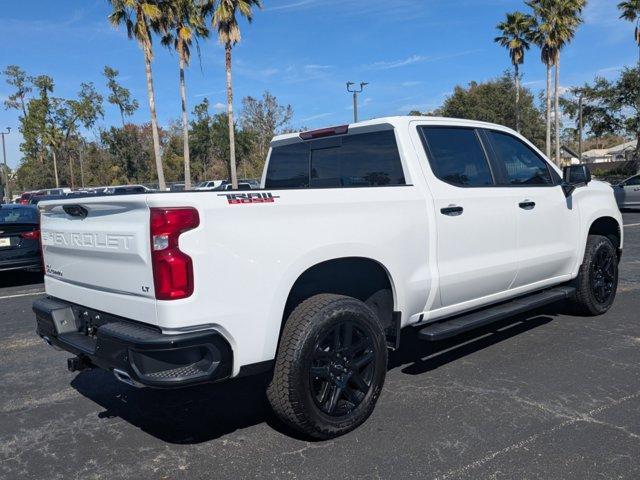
[571,234,618,316]
[267,294,387,439]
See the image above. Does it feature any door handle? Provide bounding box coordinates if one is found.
[440,205,463,216]
[519,201,536,210]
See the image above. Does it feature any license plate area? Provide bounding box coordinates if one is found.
[0,238,11,248]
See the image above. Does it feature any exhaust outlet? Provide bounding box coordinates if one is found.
[113,369,144,388]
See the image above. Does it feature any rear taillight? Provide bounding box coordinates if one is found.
[150,208,199,300]
[20,230,40,240]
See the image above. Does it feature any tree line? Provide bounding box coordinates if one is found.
[4,0,268,193]
[3,61,293,191]
[491,0,639,165]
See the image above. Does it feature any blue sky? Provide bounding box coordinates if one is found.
[0,0,636,169]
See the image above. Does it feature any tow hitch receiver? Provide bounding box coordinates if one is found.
[67,356,92,373]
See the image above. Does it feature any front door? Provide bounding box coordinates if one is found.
[483,129,580,288]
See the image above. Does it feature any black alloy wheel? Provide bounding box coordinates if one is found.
[309,320,375,417]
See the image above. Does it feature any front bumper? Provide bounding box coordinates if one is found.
[33,297,233,388]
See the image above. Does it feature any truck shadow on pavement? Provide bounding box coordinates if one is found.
[70,305,563,444]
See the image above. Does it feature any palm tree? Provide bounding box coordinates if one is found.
[207,0,262,189]
[495,11,535,133]
[618,1,640,71]
[528,0,585,165]
[108,0,167,190]
[163,0,209,190]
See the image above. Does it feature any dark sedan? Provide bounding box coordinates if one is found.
[0,204,41,273]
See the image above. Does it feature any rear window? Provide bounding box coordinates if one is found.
[0,208,38,224]
[419,127,494,187]
[265,130,405,189]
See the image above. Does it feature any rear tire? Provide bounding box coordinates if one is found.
[571,235,618,316]
[267,294,387,439]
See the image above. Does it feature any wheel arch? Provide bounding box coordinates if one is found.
[281,256,399,334]
[588,216,622,257]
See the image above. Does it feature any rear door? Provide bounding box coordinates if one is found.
[417,126,519,309]
[483,129,580,288]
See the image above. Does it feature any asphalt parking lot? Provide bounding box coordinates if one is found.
[1,211,640,480]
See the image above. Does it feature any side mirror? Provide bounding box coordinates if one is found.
[563,164,592,185]
[562,165,591,197]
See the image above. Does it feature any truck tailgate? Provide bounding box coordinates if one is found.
[39,197,157,323]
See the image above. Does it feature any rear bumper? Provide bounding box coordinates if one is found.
[33,297,233,388]
[0,258,41,272]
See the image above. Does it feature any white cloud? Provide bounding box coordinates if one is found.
[300,112,333,122]
[213,102,226,111]
[365,50,482,71]
[401,81,423,87]
[366,55,428,70]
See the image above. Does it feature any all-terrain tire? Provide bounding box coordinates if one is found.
[571,234,618,316]
[267,294,387,439]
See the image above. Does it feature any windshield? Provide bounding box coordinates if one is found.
[0,207,38,224]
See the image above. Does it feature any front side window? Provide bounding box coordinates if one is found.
[625,175,640,186]
[265,129,405,189]
[488,131,553,186]
[419,127,494,187]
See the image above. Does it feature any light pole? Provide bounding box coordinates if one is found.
[0,127,10,204]
[578,94,583,162]
[346,81,368,123]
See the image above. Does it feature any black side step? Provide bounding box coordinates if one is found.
[418,286,575,341]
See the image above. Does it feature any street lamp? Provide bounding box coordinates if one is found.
[346,81,369,123]
[0,127,10,204]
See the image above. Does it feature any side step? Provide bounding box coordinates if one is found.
[418,286,575,341]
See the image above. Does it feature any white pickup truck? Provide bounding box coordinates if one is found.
[33,116,622,438]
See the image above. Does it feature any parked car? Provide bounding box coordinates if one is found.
[194,180,225,191]
[214,182,252,191]
[17,191,36,205]
[613,174,640,209]
[0,204,41,272]
[169,183,185,192]
[103,185,153,195]
[33,116,622,439]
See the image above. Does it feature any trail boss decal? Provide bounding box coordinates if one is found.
[218,192,280,204]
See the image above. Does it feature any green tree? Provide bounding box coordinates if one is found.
[103,65,139,126]
[241,91,293,165]
[435,73,546,148]
[528,0,586,165]
[207,0,262,189]
[564,69,640,166]
[495,11,535,133]
[162,0,209,190]
[108,0,167,190]
[51,83,104,188]
[618,1,640,71]
[3,65,32,118]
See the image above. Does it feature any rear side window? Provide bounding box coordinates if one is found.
[265,130,405,189]
[488,131,553,186]
[419,127,494,187]
[265,142,310,189]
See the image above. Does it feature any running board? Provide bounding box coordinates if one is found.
[418,286,575,341]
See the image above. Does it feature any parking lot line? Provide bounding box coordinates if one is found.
[0,291,44,300]
[624,223,640,228]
